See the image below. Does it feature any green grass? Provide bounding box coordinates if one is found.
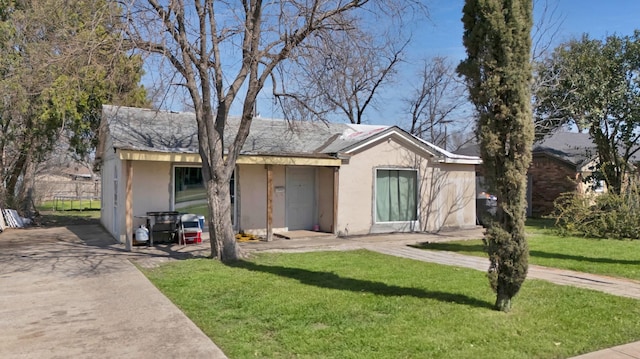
[176,202,208,218]
[143,251,640,359]
[38,198,101,211]
[415,219,640,280]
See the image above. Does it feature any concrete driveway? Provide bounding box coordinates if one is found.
[0,225,226,359]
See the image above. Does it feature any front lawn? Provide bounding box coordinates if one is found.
[416,220,640,281]
[143,250,640,358]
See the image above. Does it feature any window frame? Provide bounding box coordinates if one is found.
[171,164,236,227]
[373,167,419,224]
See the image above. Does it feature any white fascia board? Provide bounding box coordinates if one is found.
[437,158,483,165]
[343,129,438,157]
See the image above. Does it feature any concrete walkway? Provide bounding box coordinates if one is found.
[366,244,640,300]
[0,225,226,359]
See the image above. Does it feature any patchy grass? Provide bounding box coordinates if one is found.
[415,219,640,280]
[143,251,640,359]
[35,210,101,227]
[38,199,101,211]
[176,203,208,218]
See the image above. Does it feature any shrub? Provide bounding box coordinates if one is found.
[553,184,640,240]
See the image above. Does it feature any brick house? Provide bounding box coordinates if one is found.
[458,132,598,217]
[527,132,598,216]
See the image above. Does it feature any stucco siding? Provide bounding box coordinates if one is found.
[132,161,173,228]
[272,165,286,229]
[239,165,267,231]
[238,164,288,233]
[337,138,425,235]
[99,135,119,240]
[337,137,476,235]
[317,167,335,232]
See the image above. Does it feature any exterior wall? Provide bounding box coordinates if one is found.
[99,136,119,241]
[317,167,335,232]
[336,137,477,236]
[273,165,286,230]
[529,154,578,217]
[238,164,267,231]
[237,164,334,234]
[237,164,287,234]
[422,163,477,230]
[132,161,173,227]
[100,144,173,241]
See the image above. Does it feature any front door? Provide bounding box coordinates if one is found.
[286,167,316,230]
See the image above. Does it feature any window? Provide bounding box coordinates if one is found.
[174,166,235,224]
[375,169,418,222]
[174,167,207,207]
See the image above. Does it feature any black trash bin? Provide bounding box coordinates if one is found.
[476,193,497,226]
[146,211,180,244]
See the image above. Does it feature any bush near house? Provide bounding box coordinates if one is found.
[553,184,640,240]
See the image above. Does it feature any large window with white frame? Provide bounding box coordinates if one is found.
[375,169,418,223]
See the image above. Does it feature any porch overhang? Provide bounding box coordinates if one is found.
[117,149,342,167]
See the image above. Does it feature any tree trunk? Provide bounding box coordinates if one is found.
[206,176,240,262]
[495,291,512,312]
[5,151,28,209]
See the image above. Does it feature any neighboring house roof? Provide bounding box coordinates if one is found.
[456,131,597,169]
[533,132,596,168]
[101,105,481,164]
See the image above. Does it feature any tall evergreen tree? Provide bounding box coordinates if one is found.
[457,0,534,312]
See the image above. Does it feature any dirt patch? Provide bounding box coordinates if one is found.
[30,211,100,227]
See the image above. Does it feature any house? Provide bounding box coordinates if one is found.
[34,162,100,204]
[457,132,600,217]
[528,132,601,216]
[97,105,481,247]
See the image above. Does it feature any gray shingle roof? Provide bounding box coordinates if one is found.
[102,105,392,157]
[455,131,597,168]
[533,132,596,167]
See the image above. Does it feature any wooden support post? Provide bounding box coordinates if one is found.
[266,165,273,241]
[333,167,339,234]
[125,160,133,251]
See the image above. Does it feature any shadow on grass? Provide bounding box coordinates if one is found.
[525,217,556,230]
[230,260,493,309]
[412,241,640,266]
[411,242,486,253]
[36,210,101,227]
[529,250,640,266]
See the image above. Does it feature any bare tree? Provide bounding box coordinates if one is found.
[403,56,469,150]
[123,1,422,262]
[274,29,408,124]
[531,0,564,62]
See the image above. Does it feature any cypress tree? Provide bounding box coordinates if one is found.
[457,0,534,312]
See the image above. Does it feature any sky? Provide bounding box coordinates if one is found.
[146,1,640,127]
[366,0,640,127]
